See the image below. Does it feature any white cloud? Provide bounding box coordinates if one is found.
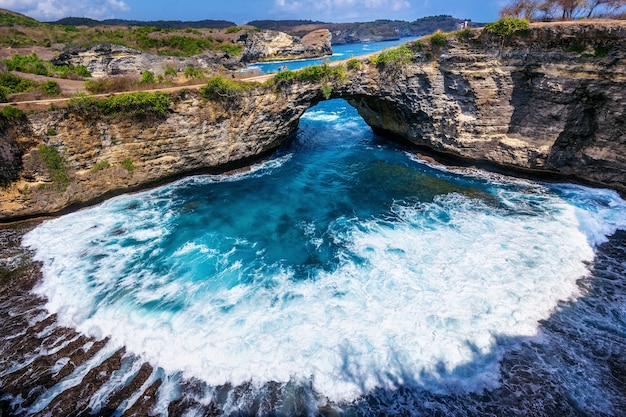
[0,0,130,21]
[274,0,411,19]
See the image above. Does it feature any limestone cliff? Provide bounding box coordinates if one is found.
[240,29,332,62]
[341,21,626,193]
[0,84,323,220]
[1,21,625,221]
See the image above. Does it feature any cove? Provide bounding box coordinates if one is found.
[15,99,626,416]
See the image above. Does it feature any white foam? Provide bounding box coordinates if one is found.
[300,110,341,123]
[23,182,626,406]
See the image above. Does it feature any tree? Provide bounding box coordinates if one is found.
[141,70,155,84]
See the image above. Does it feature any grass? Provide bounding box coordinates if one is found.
[37,144,69,189]
[121,158,135,172]
[3,53,91,78]
[346,58,362,71]
[271,64,346,98]
[68,91,171,119]
[1,105,25,120]
[90,160,110,173]
[199,76,255,102]
[370,45,413,68]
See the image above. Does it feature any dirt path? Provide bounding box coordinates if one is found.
[0,72,278,111]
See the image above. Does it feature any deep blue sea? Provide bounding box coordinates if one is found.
[245,37,416,73]
[23,99,626,415]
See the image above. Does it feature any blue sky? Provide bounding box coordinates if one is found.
[0,0,503,24]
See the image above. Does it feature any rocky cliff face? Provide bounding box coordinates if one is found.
[341,21,626,193]
[0,84,323,220]
[240,29,332,62]
[1,21,625,221]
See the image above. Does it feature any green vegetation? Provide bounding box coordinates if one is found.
[346,58,362,71]
[0,11,41,28]
[455,28,473,40]
[273,64,346,84]
[141,70,155,84]
[3,53,91,78]
[46,128,57,136]
[484,17,529,38]
[1,105,25,120]
[121,157,135,172]
[370,45,413,68]
[164,66,177,77]
[0,11,244,58]
[184,65,205,79]
[68,91,171,119]
[199,76,255,101]
[90,160,110,173]
[0,87,9,103]
[0,72,37,95]
[271,64,346,99]
[42,80,60,96]
[37,144,69,189]
[224,26,243,34]
[321,84,333,100]
[429,30,448,48]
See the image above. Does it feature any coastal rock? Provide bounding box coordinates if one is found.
[0,83,323,220]
[240,29,332,62]
[341,21,626,193]
[52,43,240,77]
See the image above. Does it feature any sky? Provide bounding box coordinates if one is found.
[0,0,504,24]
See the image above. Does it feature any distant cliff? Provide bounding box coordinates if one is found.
[248,16,481,44]
[1,21,625,221]
[52,29,333,76]
[240,29,332,62]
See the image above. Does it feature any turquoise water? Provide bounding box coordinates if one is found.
[245,37,416,73]
[23,99,626,415]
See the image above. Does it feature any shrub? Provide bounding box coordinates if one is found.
[46,128,57,136]
[141,70,155,84]
[225,26,243,34]
[184,65,204,79]
[0,86,10,103]
[37,144,69,189]
[3,53,90,78]
[321,84,332,99]
[69,91,171,119]
[484,18,529,38]
[42,80,60,96]
[1,105,25,119]
[0,73,37,93]
[455,28,473,41]
[199,76,246,101]
[430,30,448,48]
[371,45,413,68]
[164,66,177,77]
[121,157,135,172]
[97,92,171,118]
[346,58,362,71]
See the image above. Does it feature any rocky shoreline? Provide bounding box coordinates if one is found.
[2,219,625,416]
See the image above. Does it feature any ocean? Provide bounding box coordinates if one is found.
[12,99,626,416]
